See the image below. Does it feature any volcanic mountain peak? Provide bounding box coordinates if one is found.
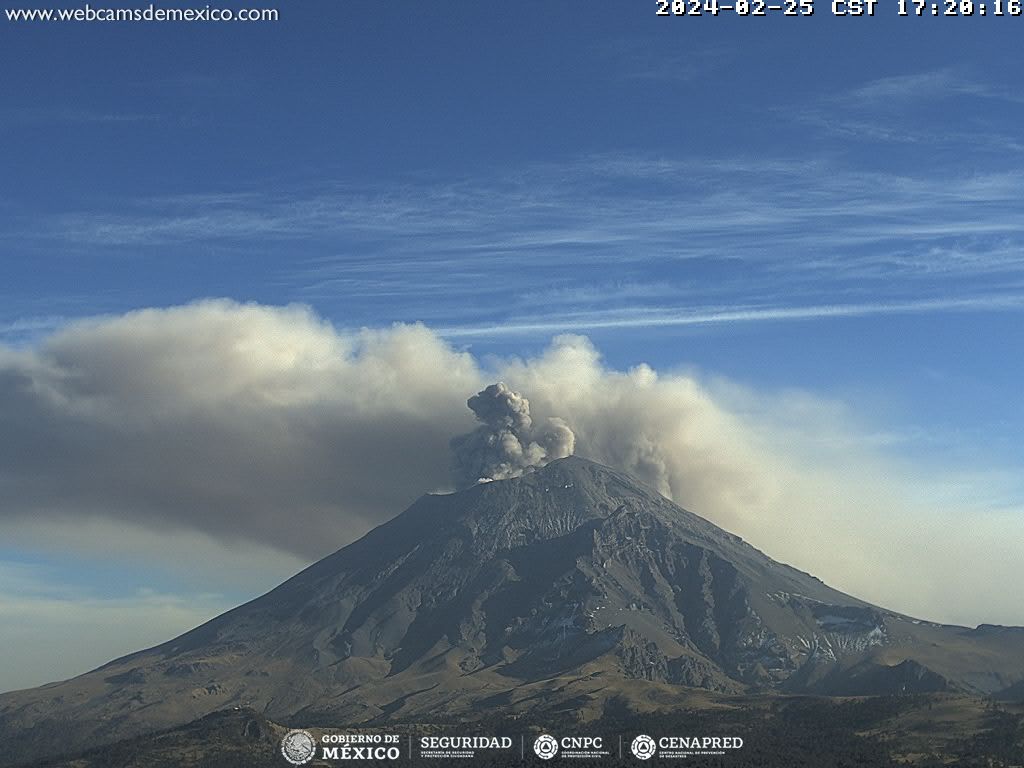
[2,456,1023,766]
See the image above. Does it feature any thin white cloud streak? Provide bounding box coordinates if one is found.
[436,294,1024,338]
[0,522,306,692]
[600,40,732,84]
[0,572,234,693]
[0,316,68,340]
[0,519,307,595]
[1,300,1023,633]
[4,107,163,125]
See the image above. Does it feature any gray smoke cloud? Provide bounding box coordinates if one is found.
[1,300,1023,628]
[450,382,575,487]
[0,301,482,558]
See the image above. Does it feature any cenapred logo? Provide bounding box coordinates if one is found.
[533,733,559,760]
[631,733,657,760]
[280,729,317,765]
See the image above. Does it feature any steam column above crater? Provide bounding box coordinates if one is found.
[450,382,576,488]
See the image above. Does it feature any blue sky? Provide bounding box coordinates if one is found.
[2,3,1024,690]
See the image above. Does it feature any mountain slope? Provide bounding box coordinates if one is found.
[2,456,1023,765]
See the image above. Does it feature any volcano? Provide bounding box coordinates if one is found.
[3,456,1024,764]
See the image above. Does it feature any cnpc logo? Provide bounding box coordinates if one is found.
[533,734,559,760]
[533,734,604,760]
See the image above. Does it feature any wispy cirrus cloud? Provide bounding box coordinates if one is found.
[789,68,1024,151]
[30,158,1024,263]
[7,153,1024,335]
[845,69,1024,108]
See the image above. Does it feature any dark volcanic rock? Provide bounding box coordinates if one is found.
[2,456,1024,765]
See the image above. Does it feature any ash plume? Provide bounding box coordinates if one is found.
[2,301,1023,627]
[450,382,575,488]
